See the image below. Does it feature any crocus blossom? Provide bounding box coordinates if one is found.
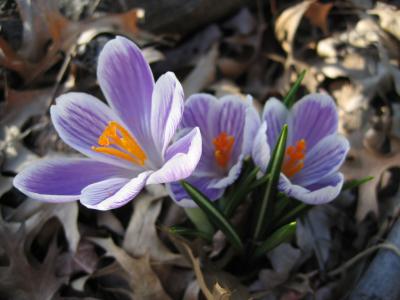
[252,94,349,204]
[169,94,260,207]
[13,36,202,210]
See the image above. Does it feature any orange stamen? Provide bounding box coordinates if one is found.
[282,139,306,177]
[213,132,235,168]
[92,121,147,166]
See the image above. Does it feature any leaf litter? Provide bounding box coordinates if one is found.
[1,0,400,299]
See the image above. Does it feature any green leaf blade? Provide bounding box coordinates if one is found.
[253,124,288,241]
[254,221,297,258]
[342,176,374,191]
[181,181,244,252]
[283,70,306,108]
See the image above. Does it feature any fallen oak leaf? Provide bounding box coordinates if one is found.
[123,189,188,267]
[9,201,80,252]
[341,133,400,221]
[304,2,333,35]
[0,86,53,129]
[274,0,314,56]
[0,1,147,83]
[89,237,172,300]
[26,8,146,83]
[182,43,219,96]
[0,216,67,300]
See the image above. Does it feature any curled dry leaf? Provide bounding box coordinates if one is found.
[304,1,333,35]
[90,237,172,300]
[123,188,188,267]
[9,200,80,252]
[342,136,400,221]
[212,282,231,300]
[0,87,53,129]
[0,127,39,194]
[257,243,302,291]
[183,43,219,96]
[0,216,67,300]
[0,0,145,82]
[274,0,314,57]
[369,2,400,40]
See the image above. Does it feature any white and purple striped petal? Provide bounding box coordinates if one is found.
[291,134,349,186]
[97,36,158,162]
[13,158,131,202]
[151,72,184,161]
[288,94,338,150]
[50,92,140,170]
[262,97,288,148]
[279,172,344,205]
[147,127,202,184]
[80,171,153,210]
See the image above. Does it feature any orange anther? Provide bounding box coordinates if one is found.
[282,139,306,178]
[213,132,235,168]
[92,121,147,166]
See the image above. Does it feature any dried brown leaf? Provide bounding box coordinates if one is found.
[0,1,145,82]
[304,2,333,35]
[90,237,172,300]
[212,282,231,299]
[342,137,400,221]
[0,217,67,300]
[369,3,400,40]
[183,43,219,96]
[0,87,53,129]
[275,1,314,55]
[123,189,188,266]
[10,201,80,252]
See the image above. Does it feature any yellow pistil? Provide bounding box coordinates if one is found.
[282,139,306,178]
[92,121,147,166]
[213,132,235,168]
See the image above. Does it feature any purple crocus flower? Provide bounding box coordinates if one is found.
[169,94,260,207]
[252,94,349,204]
[13,37,202,210]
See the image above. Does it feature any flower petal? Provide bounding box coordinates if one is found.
[151,72,184,158]
[13,158,129,202]
[288,93,338,149]
[147,127,202,184]
[182,93,218,145]
[252,122,271,173]
[215,95,249,165]
[242,96,261,155]
[80,171,153,210]
[97,36,155,150]
[292,134,349,186]
[182,94,256,177]
[168,177,224,208]
[262,97,288,148]
[51,92,140,170]
[208,154,244,189]
[279,172,344,205]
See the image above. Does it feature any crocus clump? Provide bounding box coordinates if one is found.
[13,36,202,210]
[169,94,260,207]
[252,94,350,204]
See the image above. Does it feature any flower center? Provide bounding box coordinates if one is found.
[282,139,306,178]
[213,132,235,168]
[92,121,147,166]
